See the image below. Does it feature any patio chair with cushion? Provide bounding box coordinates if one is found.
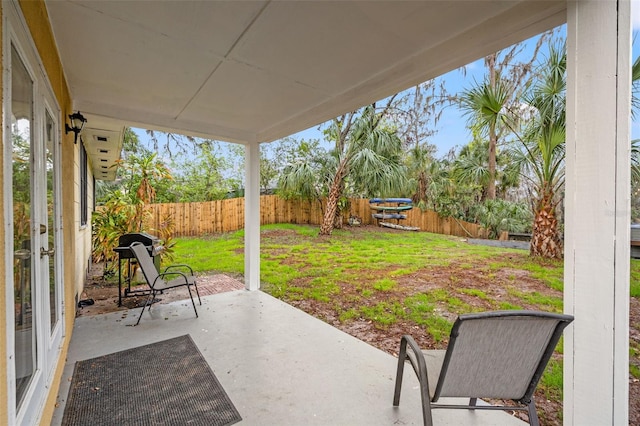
[393,310,574,426]
[129,241,201,326]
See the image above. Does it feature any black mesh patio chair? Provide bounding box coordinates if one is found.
[393,310,574,426]
[129,241,201,326]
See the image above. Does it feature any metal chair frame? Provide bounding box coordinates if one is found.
[129,241,201,325]
[393,310,574,426]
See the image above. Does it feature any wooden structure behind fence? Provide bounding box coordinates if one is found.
[146,195,489,239]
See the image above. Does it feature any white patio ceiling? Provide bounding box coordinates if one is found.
[45,0,565,150]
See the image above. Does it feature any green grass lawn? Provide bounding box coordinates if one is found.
[172,223,640,422]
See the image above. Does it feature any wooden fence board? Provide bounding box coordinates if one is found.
[144,195,489,239]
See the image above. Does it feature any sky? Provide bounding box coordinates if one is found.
[136,6,640,160]
[293,3,640,158]
[290,60,484,158]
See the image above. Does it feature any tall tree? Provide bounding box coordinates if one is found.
[393,80,446,151]
[167,141,230,202]
[276,138,327,202]
[262,137,324,194]
[319,102,405,235]
[403,145,436,208]
[459,34,551,200]
[632,54,640,186]
[391,79,448,206]
[451,129,522,202]
[509,43,566,259]
[116,152,172,230]
[144,129,197,158]
[279,102,406,235]
[459,77,512,200]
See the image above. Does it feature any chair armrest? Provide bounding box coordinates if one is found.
[151,271,189,288]
[163,264,194,275]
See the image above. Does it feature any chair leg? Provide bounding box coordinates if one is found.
[135,304,146,326]
[527,399,540,426]
[186,285,198,318]
[469,397,477,409]
[135,290,155,326]
[393,338,407,407]
[193,281,201,305]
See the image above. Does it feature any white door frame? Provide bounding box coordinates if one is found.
[3,2,65,424]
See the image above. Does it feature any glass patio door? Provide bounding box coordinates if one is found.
[11,42,39,413]
[9,36,63,424]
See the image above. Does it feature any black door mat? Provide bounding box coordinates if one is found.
[62,335,241,426]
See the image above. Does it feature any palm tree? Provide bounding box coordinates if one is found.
[318,104,406,235]
[457,35,553,201]
[451,134,520,198]
[459,77,511,200]
[425,159,458,215]
[277,103,406,236]
[458,43,565,258]
[510,43,566,259]
[632,55,640,120]
[404,144,437,208]
[631,54,640,182]
[630,55,640,219]
[278,157,324,202]
[451,137,491,199]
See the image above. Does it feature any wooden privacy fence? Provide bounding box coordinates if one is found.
[146,195,490,239]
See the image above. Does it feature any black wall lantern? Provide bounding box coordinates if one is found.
[65,111,87,144]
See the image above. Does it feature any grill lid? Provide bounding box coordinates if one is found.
[118,232,160,247]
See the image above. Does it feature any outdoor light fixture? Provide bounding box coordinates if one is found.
[65,111,86,144]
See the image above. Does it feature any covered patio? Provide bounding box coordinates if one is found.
[1,0,630,423]
[51,290,525,425]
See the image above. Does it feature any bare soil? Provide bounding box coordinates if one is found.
[80,226,640,426]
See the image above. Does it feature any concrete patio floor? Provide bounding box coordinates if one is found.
[52,289,525,425]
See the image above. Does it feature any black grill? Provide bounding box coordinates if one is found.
[115,232,162,258]
[114,232,163,306]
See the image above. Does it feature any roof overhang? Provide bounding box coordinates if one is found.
[79,114,124,181]
[45,1,566,178]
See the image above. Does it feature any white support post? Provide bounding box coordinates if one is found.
[244,143,261,291]
[564,1,631,424]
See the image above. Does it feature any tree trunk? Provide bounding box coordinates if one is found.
[486,53,497,201]
[487,122,497,200]
[530,188,563,259]
[320,181,341,235]
[413,170,428,205]
[320,163,347,235]
[333,207,344,229]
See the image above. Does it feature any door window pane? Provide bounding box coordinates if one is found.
[11,44,36,409]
